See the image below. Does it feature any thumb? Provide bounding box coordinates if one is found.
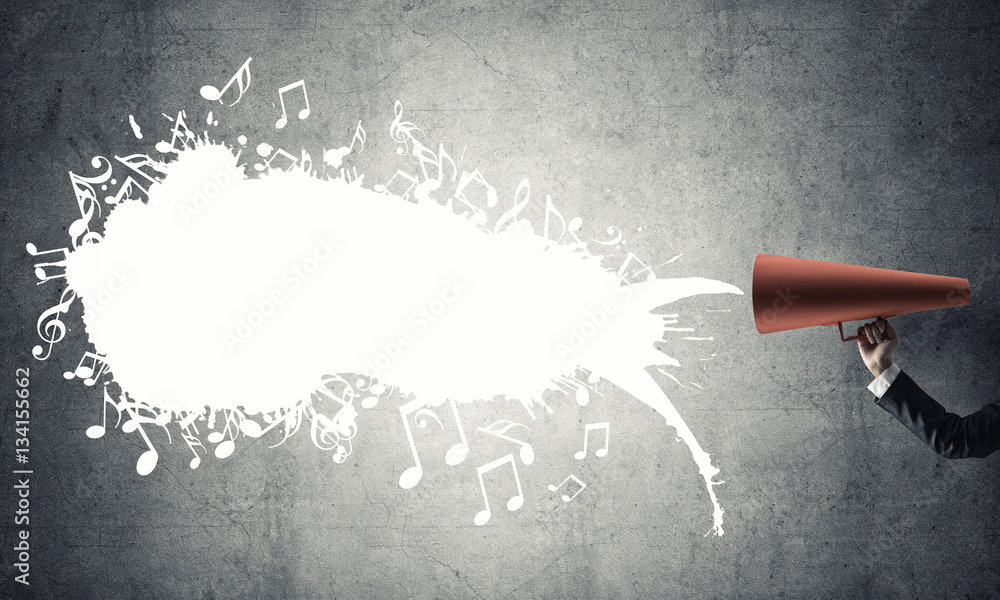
[857,326,870,348]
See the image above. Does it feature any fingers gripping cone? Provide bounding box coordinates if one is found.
[752,254,971,341]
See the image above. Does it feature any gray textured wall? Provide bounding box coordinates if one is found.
[3,0,999,598]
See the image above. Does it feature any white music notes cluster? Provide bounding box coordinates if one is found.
[34,78,737,536]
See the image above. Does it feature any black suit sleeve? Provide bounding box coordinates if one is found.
[875,370,1000,459]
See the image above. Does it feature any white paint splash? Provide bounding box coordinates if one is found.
[62,140,742,534]
[128,115,142,139]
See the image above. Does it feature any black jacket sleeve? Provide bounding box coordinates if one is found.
[875,370,1000,459]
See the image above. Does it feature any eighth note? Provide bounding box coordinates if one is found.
[548,474,586,502]
[200,57,253,106]
[575,422,610,460]
[473,453,524,526]
[63,351,109,386]
[274,80,310,129]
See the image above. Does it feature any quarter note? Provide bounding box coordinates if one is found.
[547,474,586,502]
[200,57,253,106]
[575,422,610,459]
[398,397,431,489]
[473,454,524,526]
[445,399,469,466]
[274,80,310,129]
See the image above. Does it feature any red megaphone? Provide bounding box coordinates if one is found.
[752,254,971,341]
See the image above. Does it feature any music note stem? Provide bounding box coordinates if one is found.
[445,399,469,466]
[275,80,310,129]
[575,422,610,460]
[398,397,427,489]
[473,454,524,526]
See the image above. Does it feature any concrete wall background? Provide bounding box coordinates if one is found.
[2,0,999,598]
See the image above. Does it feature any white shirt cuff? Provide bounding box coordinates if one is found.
[867,362,901,398]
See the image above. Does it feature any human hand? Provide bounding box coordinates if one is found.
[857,317,899,377]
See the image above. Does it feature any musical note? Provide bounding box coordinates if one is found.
[477,420,534,465]
[389,100,423,154]
[397,398,469,489]
[398,398,431,489]
[575,422,610,459]
[86,386,124,439]
[341,166,363,186]
[154,111,195,154]
[547,474,586,502]
[253,148,298,173]
[324,121,366,168]
[181,429,205,469]
[114,154,167,186]
[410,140,457,190]
[358,379,386,409]
[200,57,253,106]
[617,252,656,283]
[63,351,109,386]
[493,178,533,235]
[541,194,583,245]
[299,148,313,173]
[308,401,359,463]
[451,169,497,226]
[473,454,524,526]
[408,139,458,204]
[207,409,239,459]
[240,409,287,438]
[374,171,419,201]
[593,225,623,246]
[274,80,310,129]
[445,399,470,466]
[104,176,148,205]
[31,288,76,360]
[68,157,113,248]
[95,388,159,475]
[170,411,198,432]
[25,243,69,285]
[122,402,159,476]
[121,402,171,434]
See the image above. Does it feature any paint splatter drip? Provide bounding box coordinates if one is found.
[30,91,741,534]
